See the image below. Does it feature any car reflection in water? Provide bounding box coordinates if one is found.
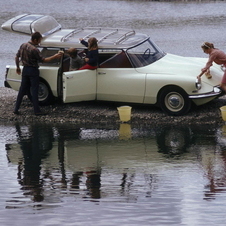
[5,122,226,205]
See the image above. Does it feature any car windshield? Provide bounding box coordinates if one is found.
[126,39,166,68]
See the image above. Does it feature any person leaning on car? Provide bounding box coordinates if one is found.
[79,37,99,70]
[14,31,62,116]
[197,42,226,93]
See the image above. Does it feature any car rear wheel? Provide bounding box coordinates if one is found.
[38,80,53,105]
[158,86,191,116]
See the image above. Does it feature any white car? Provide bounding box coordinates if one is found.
[1,14,223,116]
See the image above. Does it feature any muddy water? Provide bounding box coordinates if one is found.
[1,0,226,225]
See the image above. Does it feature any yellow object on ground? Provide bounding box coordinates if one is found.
[117,106,132,122]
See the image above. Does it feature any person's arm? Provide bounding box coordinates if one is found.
[79,39,88,47]
[34,48,62,63]
[15,55,21,75]
[197,70,205,79]
[201,59,213,73]
[43,53,62,63]
[197,53,215,79]
[197,68,211,80]
[202,51,218,73]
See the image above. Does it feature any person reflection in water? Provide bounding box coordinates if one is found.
[70,170,101,199]
[203,147,226,200]
[71,172,83,189]
[85,170,101,199]
[16,123,53,202]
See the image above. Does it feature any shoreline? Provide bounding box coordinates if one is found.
[0,87,225,126]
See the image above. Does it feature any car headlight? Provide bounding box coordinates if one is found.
[221,65,226,72]
[195,78,201,90]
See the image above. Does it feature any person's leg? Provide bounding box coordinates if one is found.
[29,68,41,114]
[220,70,226,93]
[220,83,226,93]
[14,68,30,113]
[26,79,33,103]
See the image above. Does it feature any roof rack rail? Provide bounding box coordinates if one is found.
[98,29,118,43]
[82,27,101,40]
[115,30,135,45]
[61,29,82,42]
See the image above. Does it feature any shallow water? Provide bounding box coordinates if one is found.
[1,122,226,225]
[1,0,226,225]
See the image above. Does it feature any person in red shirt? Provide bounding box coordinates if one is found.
[197,42,226,92]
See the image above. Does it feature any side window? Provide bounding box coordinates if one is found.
[99,51,132,68]
[39,47,61,66]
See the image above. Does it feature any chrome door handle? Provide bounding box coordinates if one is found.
[66,75,73,79]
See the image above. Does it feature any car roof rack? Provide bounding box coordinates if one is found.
[114,30,136,45]
[61,29,83,42]
[2,14,149,49]
[61,27,136,45]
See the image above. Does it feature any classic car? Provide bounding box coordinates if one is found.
[1,14,224,115]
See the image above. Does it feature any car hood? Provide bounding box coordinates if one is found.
[136,53,223,85]
[136,54,224,86]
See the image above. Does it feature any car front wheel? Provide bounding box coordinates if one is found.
[158,86,191,116]
[156,126,193,155]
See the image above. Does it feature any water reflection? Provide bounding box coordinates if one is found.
[202,125,226,201]
[5,122,226,208]
[156,126,193,157]
[7,123,53,203]
[119,123,132,140]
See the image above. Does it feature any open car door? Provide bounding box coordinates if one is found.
[63,70,97,103]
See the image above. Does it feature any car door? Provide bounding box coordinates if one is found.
[96,68,146,103]
[62,70,97,103]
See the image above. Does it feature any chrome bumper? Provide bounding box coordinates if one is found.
[189,87,222,99]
